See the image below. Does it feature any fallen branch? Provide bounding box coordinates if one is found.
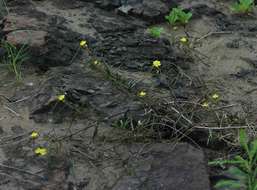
[194,125,255,130]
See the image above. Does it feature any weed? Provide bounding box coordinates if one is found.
[231,0,254,14]
[165,8,192,25]
[0,0,9,16]
[112,118,131,129]
[209,129,257,190]
[1,42,29,80]
[98,62,137,91]
[149,27,163,38]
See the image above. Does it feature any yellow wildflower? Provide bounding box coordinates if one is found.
[80,40,87,48]
[152,60,161,69]
[34,147,47,156]
[94,60,99,65]
[138,91,146,97]
[57,94,65,102]
[212,93,219,100]
[137,120,143,125]
[30,131,39,139]
[201,102,209,108]
[180,37,188,43]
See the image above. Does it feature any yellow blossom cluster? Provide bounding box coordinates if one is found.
[30,131,47,156]
[201,93,220,108]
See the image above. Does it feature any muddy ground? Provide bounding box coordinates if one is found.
[0,0,257,189]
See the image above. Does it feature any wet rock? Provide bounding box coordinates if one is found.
[6,30,47,48]
[189,4,224,18]
[92,29,178,71]
[129,0,170,22]
[86,0,178,22]
[2,13,48,32]
[2,9,82,68]
[226,39,240,49]
[0,47,5,59]
[113,143,210,190]
[29,66,144,123]
[51,0,87,9]
[0,126,4,135]
[117,5,134,15]
[11,125,24,134]
[154,74,169,89]
[216,14,257,32]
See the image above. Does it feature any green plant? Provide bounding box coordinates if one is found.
[112,119,131,129]
[0,0,9,17]
[231,0,254,14]
[165,8,192,25]
[149,27,163,38]
[1,42,29,80]
[209,129,257,190]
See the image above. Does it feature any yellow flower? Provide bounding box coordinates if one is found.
[30,131,39,139]
[212,93,219,100]
[138,91,146,97]
[152,60,161,68]
[57,94,65,102]
[34,147,47,156]
[173,26,178,30]
[137,120,143,126]
[201,102,209,108]
[80,40,87,48]
[180,37,188,43]
[94,60,99,65]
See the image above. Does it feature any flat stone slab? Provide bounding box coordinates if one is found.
[111,143,210,190]
[6,30,47,47]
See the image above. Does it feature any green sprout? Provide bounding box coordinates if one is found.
[149,27,163,38]
[112,119,131,129]
[165,8,192,25]
[209,129,257,190]
[1,42,29,80]
[231,0,254,14]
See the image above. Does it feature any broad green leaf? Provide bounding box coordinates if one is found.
[239,129,250,154]
[215,180,243,189]
[226,166,247,182]
[254,181,257,190]
[234,155,250,172]
[165,8,192,25]
[231,0,254,13]
[250,139,257,159]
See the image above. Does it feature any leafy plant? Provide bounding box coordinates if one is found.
[209,129,257,190]
[149,27,163,38]
[231,0,254,14]
[112,119,131,129]
[165,8,192,25]
[1,42,29,80]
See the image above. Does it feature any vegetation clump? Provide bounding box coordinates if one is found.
[165,8,192,25]
[149,27,163,38]
[209,129,257,190]
[0,42,28,80]
[231,0,255,14]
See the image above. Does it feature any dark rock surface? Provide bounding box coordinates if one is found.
[111,143,210,190]
[84,0,180,22]
[91,29,178,70]
[28,65,144,123]
[2,10,82,68]
[0,0,213,190]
